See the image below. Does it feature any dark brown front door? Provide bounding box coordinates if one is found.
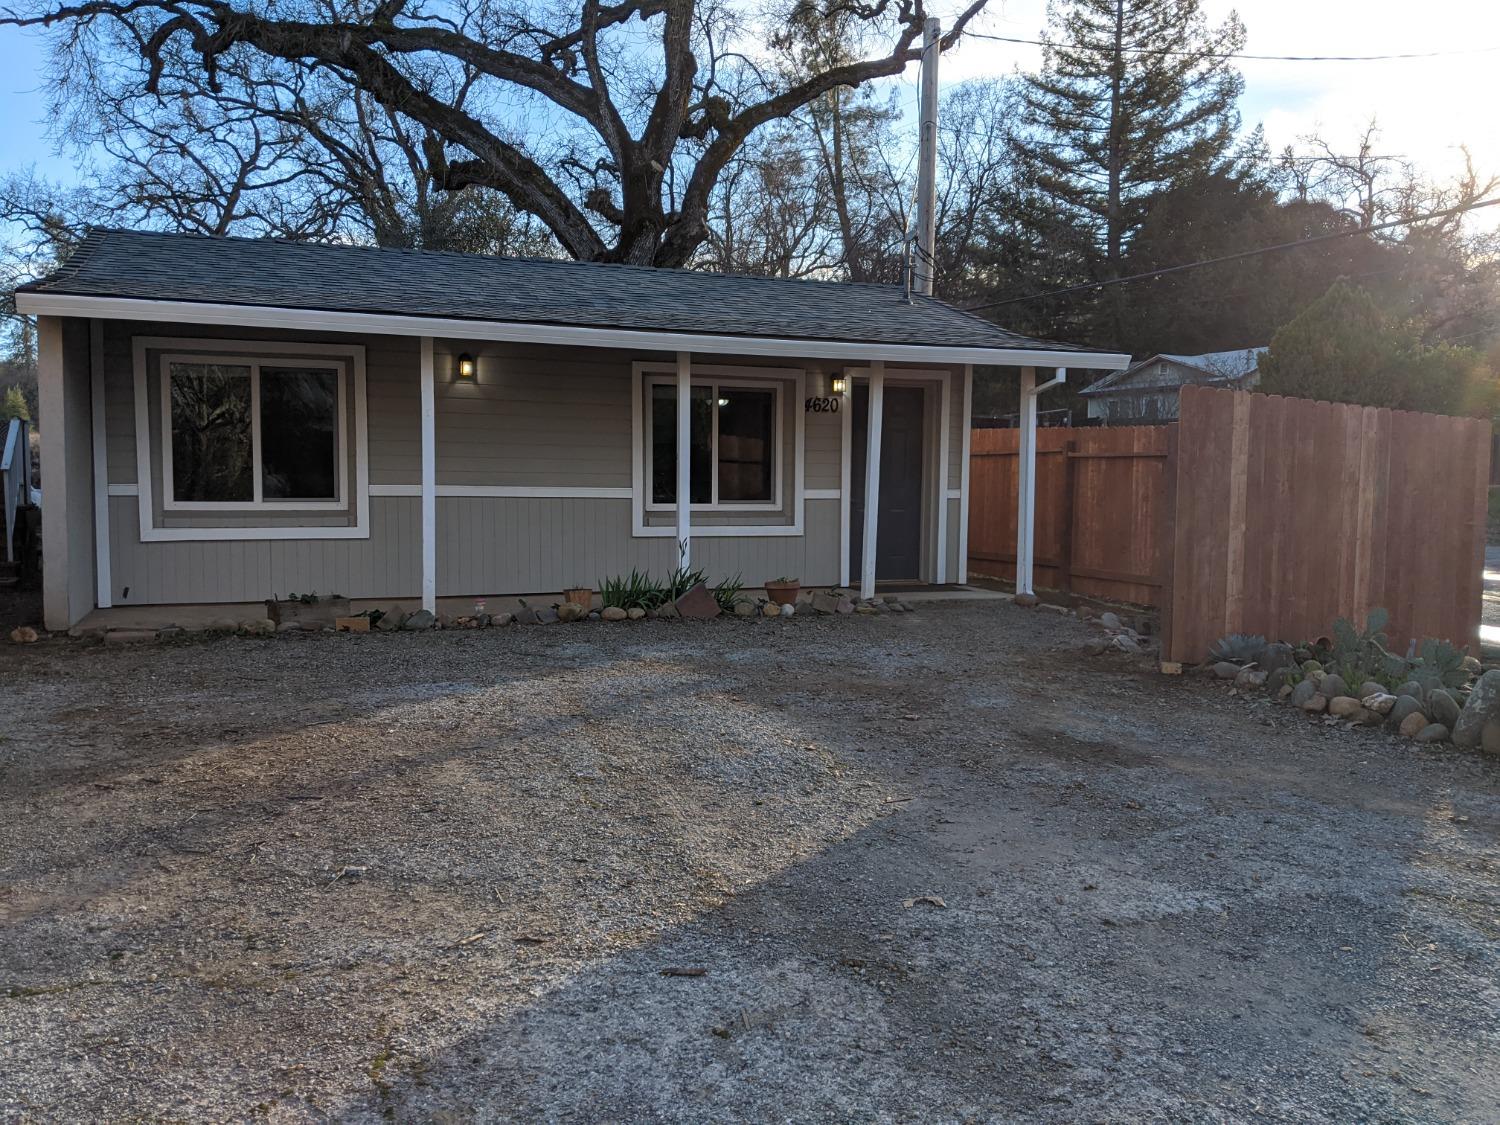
[851,384,925,581]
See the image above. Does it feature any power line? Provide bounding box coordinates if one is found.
[965,31,1500,63]
[959,196,1500,313]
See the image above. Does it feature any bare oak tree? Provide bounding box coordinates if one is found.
[4,0,985,265]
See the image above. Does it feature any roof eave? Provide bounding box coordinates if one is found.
[15,292,1132,369]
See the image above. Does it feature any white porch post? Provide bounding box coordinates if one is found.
[860,360,885,601]
[1015,366,1037,598]
[420,336,436,614]
[957,363,974,584]
[676,350,692,567]
[89,319,112,608]
[1016,366,1066,601]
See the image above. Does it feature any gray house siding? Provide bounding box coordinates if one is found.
[84,319,956,608]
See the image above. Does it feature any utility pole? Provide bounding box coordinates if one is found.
[912,16,940,297]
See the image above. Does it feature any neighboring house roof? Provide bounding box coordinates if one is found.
[16,228,1124,366]
[1079,347,1267,397]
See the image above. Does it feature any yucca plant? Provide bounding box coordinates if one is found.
[598,569,667,611]
[713,573,745,612]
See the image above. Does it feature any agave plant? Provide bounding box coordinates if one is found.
[1208,633,1267,665]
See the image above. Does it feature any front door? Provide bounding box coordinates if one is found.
[851,384,926,581]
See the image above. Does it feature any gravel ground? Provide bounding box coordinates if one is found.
[1,602,1497,1123]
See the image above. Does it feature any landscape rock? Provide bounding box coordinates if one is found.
[1356,681,1387,701]
[1234,666,1268,689]
[1289,680,1319,709]
[1427,689,1461,730]
[811,591,842,615]
[1387,696,1424,727]
[656,602,680,619]
[780,603,795,617]
[1453,668,1500,748]
[854,602,877,615]
[733,600,756,618]
[207,617,238,633]
[240,618,276,636]
[836,598,855,615]
[1361,693,1397,716]
[1319,674,1350,701]
[1414,723,1450,744]
[9,626,38,644]
[1212,661,1241,680]
[492,612,514,627]
[1098,612,1123,631]
[1259,642,1296,679]
[536,607,560,624]
[513,606,541,625]
[1398,711,1430,738]
[674,581,721,620]
[601,607,628,621]
[1462,654,1482,674]
[1300,660,1324,675]
[1481,717,1500,756]
[763,602,781,617]
[276,622,302,634]
[402,609,436,631]
[627,607,647,621]
[1327,696,1364,719]
[1394,680,1425,704]
[1299,693,1328,714]
[1110,634,1143,654]
[375,609,406,631]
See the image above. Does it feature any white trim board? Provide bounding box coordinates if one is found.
[130,335,369,542]
[369,484,633,499]
[17,292,1133,370]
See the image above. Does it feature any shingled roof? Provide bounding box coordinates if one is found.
[20,228,1093,358]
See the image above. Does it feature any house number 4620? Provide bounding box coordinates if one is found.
[805,396,841,413]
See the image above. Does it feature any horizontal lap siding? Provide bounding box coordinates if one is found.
[107,495,420,604]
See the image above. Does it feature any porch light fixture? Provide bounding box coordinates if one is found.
[830,374,848,395]
[456,353,476,379]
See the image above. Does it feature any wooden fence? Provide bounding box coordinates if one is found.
[967,425,1174,606]
[1164,385,1490,663]
[967,386,1490,663]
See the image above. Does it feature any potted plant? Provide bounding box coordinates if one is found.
[563,585,594,610]
[764,577,801,606]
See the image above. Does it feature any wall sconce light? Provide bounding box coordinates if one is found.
[830,373,848,395]
[456,353,476,379]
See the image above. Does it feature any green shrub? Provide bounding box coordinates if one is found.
[598,569,666,611]
[712,573,744,612]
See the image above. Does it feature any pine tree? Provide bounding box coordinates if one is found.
[1014,0,1246,314]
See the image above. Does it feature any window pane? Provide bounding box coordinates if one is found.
[261,367,339,500]
[717,389,775,502]
[650,384,712,504]
[169,362,252,502]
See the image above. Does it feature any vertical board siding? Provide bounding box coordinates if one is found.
[1165,386,1489,662]
[966,425,1171,605]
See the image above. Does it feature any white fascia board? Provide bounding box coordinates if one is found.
[15,292,1133,371]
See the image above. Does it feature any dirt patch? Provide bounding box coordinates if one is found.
[1,604,1498,1121]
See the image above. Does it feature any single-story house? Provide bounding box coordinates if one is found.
[17,229,1129,630]
[1080,348,1266,425]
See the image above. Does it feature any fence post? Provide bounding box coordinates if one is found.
[1159,426,1179,663]
[1057,439,1077,596]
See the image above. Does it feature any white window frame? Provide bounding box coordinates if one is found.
[159,352,349,511]
[131,336,369,542]
[643,374,783,512]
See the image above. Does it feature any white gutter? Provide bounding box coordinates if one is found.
[13,292,1132,371]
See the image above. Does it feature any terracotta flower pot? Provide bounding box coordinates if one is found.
[764,579,801,606]
[563,587,594,609]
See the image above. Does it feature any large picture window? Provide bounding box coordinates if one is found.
[163,354,345,508]
[648,378,779,507]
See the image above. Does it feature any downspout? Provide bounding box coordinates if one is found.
[1014,367,1066,604]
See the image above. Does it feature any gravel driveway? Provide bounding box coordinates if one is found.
[1,603,1497,1122]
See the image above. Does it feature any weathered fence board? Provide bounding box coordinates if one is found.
[967,426,1171,606]
[1164,386,1489,662]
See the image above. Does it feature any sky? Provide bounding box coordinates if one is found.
[0,0,1497,198]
